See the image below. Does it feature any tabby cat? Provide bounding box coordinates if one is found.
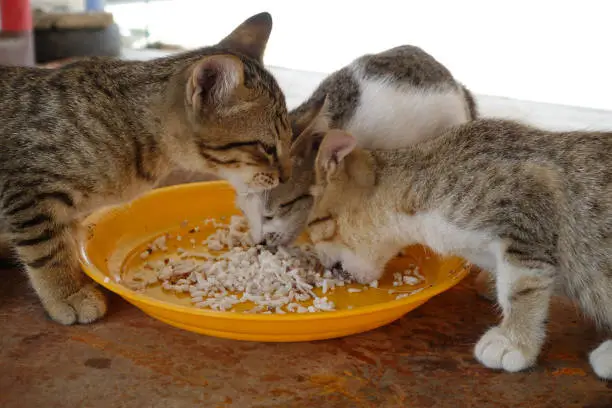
[237,45,477,246]
[306,122,612,379]
[0,12,291,325]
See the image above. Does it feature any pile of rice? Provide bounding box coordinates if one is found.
[124,216,426,314]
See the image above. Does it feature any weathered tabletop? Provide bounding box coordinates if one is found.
[1,265,610,408]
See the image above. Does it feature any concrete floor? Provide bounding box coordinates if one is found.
[1,265,610,408]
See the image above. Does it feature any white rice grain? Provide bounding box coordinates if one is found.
[128,216,347,314]
[125,217,432,313]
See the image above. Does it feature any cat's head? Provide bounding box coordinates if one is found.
[236,96,330,244]
[306,129,391,284]
[167,12,292,193]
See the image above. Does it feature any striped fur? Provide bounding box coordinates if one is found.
[307,121,612,379]
[0,12,291,324]
[239,45,477,246]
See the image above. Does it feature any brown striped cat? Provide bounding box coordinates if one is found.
[0,12,292,325]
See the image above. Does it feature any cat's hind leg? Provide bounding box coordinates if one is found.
[585,277,612,380]
[570,251,612,380]
[7,205,107,325]
[475,258,555,372]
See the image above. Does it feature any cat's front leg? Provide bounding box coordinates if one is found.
[474,269,496,301]
[474,260,555,372]
[11,218,107,325]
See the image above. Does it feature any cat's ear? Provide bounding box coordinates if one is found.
[290,95,330,157]
[217,12,272,63]
[316,129,357,176]
[291,95,330,141]
[187,55,243,110]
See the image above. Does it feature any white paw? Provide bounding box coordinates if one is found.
[589,340,612,380]
[44,284,107,325]
[475,327,536,372]
[339,254,381,284]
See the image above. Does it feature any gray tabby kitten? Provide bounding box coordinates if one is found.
[306,121,612,379]
[0,12,292,325]
[238,45,477,246]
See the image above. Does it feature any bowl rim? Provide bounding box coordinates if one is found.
[79,181,470,322]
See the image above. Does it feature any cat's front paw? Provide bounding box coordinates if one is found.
[474,327,537,372]
[589,340,612,380]
[44,284,107,325]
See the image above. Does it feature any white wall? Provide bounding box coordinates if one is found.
[108,0,612,110]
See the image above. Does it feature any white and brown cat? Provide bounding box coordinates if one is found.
[306,122,612,380]
[237,45,477,246]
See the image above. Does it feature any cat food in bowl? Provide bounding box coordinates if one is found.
[79,181,469,341]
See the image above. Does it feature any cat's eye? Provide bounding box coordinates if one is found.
[307,215,333,228]
[258,143,277,157]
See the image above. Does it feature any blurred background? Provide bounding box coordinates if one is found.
[1,0,611,111]
[106,0,612,111]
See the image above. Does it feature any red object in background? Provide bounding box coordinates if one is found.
[0,0,33,32]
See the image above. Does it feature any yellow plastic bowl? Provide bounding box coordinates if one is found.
[79,181,469,342]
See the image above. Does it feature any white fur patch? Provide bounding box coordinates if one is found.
[313,210,501,286]
[235,193,264,243]
[589,339,612,379]
[396,211,500,268]
[346,70,470,149]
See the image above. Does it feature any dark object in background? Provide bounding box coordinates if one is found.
[146,41,186,51]
[33,11,121,63]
